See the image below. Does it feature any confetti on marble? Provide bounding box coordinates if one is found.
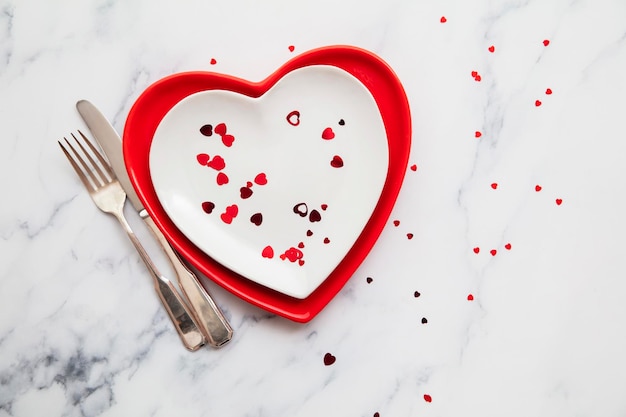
[440,16,447,23]
[490,249,497,256]
[467,294,474,301]
[323,353,336,366]
[505,243,512,250]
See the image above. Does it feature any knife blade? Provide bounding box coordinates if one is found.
[76,99,233,348]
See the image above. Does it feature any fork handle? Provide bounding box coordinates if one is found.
[143,214,233,347]
[114,213,206,351]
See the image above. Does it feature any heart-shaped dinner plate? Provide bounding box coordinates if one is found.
[123,45,411,322]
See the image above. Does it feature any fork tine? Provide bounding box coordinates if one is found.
[70,133,110,186]
[78,130,116,180]
[64,137,103,188]
[58,140,95,193]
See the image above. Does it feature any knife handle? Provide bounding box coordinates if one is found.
[142,213,233,347]
[114,213,206,351]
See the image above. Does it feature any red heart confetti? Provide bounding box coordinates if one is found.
[220,204,238,224]
[210,58,217,65]
[488,45,495,53]
[393,220,400,227]
[467,294,474,301]
[254,172,268,185]
[543,39,550,46]
[288,45,295,52]
[474,74,482,82]
[535,100,542,107]
[216,172,229,185]
[261,245,274,258]
[491,183,498,189]
[298,241,305,249]
[471,70,478,78]
[221,134,235,147]
[440,16,447,23]
[321,204,328,210]
[196,153,210,165]
[207,155,225,171]
[410,164,417,171]
[475,131,482,138]
[424,394,432,403]
[473,247,480,254]
[330,155,344,168]
[214,123,227,136]
[321,127,335,140]
[535,185,542,192]
[505,243,512,250]
[545,88,553,95]
[407,233,414,240]
[556,198,563,205]
[490,249,497,256]
[323,353,336,366]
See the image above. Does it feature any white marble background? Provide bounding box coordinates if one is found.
[2,0,626,416]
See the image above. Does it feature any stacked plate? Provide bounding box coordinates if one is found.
[122,46,412,322]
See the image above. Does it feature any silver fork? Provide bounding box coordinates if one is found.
[59,131,206,351]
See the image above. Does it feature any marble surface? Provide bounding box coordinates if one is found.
[2,0,626,415]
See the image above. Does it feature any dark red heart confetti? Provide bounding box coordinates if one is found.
[250,213,263,226]
[201,201,215,214]
[293,202,308,217]
[407,233,414,240]
[366,277,373,283]
[309,209,322,222]
[298,241,305,249]
[330,155,344,168]
[286,110,300,126]
[393,220,400,227]
[323,237,330,244]
[323,353,336,366]
[421,317,428,324]
[321,204,328,210]
[306,229,313,237]
[338,119,345,126]
[199,124,213,136]
[240,187,253,199]
[414,291,420,297]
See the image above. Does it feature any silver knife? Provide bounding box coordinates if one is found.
[76,99,233,348]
